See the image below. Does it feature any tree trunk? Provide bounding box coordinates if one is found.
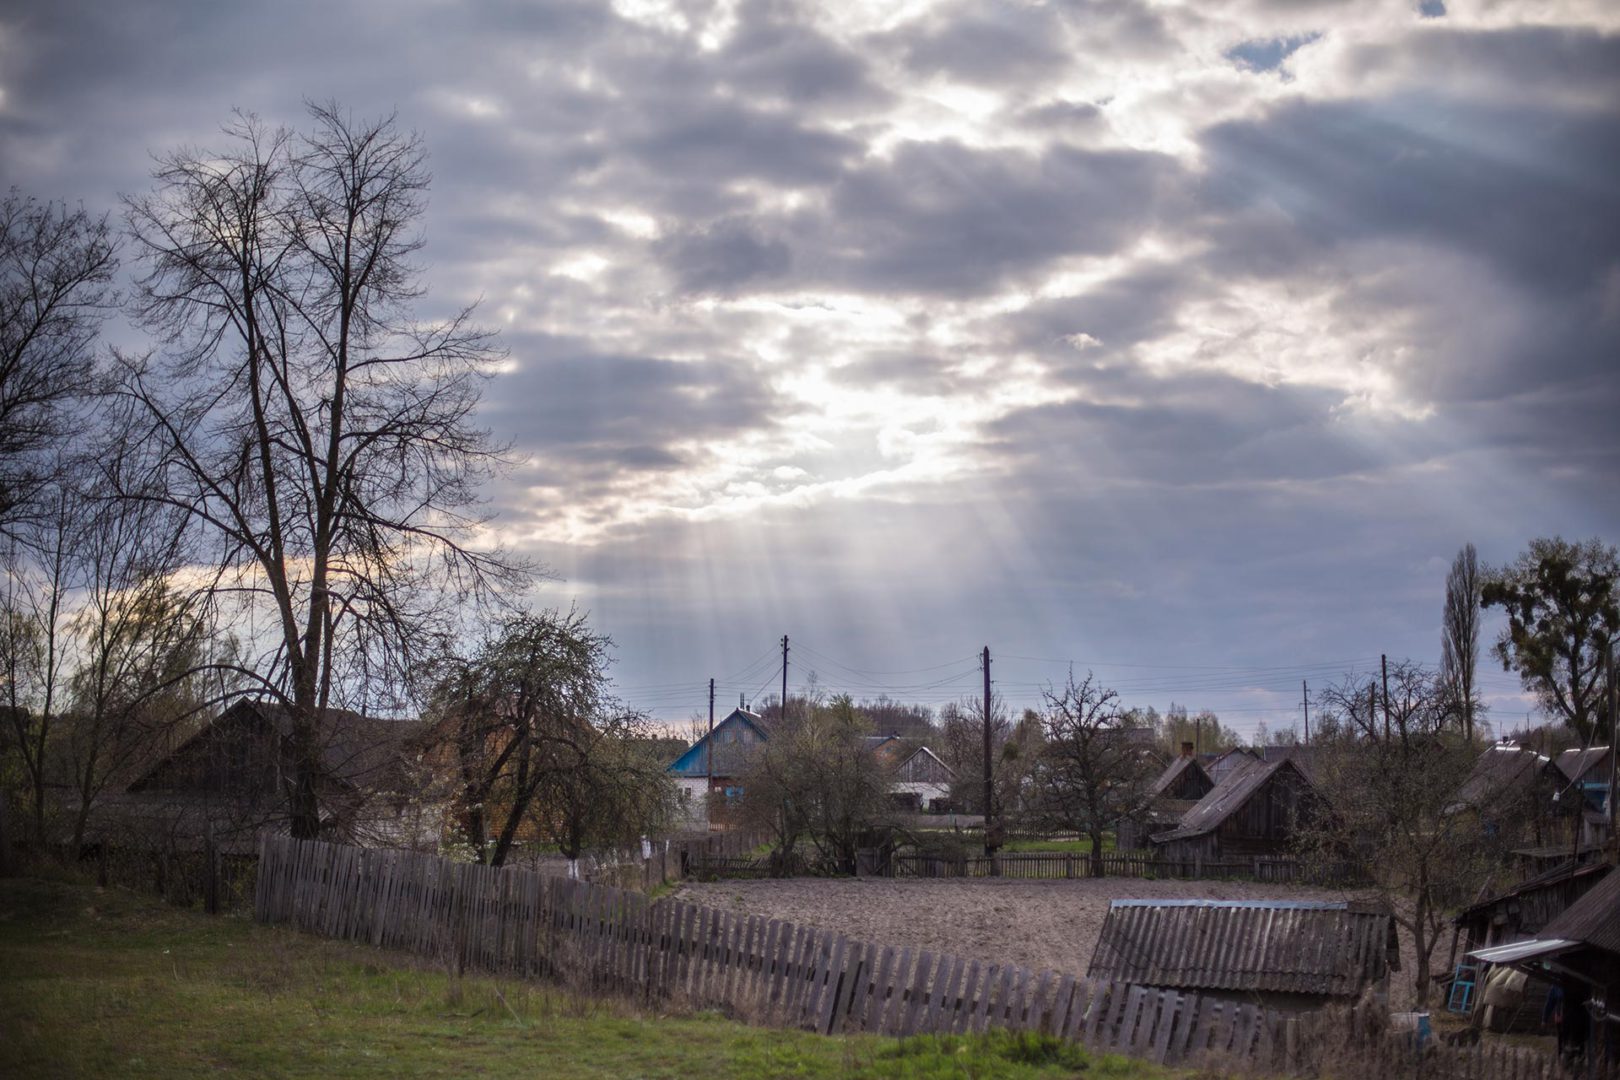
[1089,827,1105,878]
[1412,892,1431,1009]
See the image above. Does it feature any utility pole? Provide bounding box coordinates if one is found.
[781,635,789,722]
[1302,680,1310,745]
[982,646,995,858]
[707,677,715,787]
[1381,654,1391,743]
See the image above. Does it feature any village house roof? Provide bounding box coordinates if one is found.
[1150,757,1310,844]
[1473,864,1620,971]
[1455,859,1612,930]
[1087,898,1399,998]
[1538,864,1620,957]
[1449,743,1551,814]
[127,699,427,795]
[1205,746,1259,782]
[1148,754,1208,798]
[1554,745,1612,786]
[666,708,769,778]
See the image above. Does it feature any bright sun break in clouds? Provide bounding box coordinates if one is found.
[3,0,1616,731]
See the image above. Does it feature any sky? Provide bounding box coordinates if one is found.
[3,0,1618,738]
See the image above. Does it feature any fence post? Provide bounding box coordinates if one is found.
[0,797,12,877]
[204,824,220,915]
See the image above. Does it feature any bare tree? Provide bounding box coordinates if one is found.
[1031,670,1155,877]
[937,694,1038,832]
[1441,543,1482,741]
[62,444,238,849]
[1299,662,1515,1007]
[1,477,77,846]
[0,192,118,535]
[118,105,526,838]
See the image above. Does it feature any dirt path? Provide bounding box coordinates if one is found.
[677,876,1427,1009]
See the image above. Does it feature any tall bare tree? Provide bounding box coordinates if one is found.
[1299,663,1516,1007]
[1441,543,1482,741]
[1482,537,1618,742]
[0,192,118,535]
[118,104,525,838]
[1031,670,1154,877]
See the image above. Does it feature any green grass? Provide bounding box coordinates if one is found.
[1001,835,1116,855]
[0,876,1180,1079]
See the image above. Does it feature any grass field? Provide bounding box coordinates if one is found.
[0,875,1183,1079]
[1000,835,1115,855]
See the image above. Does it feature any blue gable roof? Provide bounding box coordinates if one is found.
[668,708,769,777]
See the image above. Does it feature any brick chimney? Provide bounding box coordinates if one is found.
[1180,741,1195,757]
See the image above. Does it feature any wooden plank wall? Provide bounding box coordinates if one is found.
[252,836,1272,1069]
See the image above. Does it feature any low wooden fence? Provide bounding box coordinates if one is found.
[254,835,1281,1068]
[255,837,1583,1077]
[887,851,1357,884]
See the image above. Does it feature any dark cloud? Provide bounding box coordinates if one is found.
[883,2,1072,87]
[719,0,891,108]
[1013,100,1107,137]
[655,217,792,294]
[984,371,1380,488]
[485,334,783,455]
[622,97,862,189]
[791,140,1180,296]
[1001,266,1197,361]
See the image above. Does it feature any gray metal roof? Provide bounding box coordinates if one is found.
[1087,897,1400,997]
[1555,745,1612,785]
[1470,939,1579,965]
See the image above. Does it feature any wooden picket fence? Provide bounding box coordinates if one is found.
[253,835,1281,1068]
[254,837,1582,1076]
[886,851,1358,884]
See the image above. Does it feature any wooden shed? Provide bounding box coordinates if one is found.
[1148,757,1320,864]
[1087,898,1399,1010]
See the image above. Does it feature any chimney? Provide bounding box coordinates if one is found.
[1180,741,1195,758]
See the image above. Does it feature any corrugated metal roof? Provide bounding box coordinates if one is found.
[1470,939,1580,965]
[1087,897,1399,997]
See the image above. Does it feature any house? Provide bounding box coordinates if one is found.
[666,709,957,826]
[1470,863,1620,1063]
[1448,860,1613,1031]
[1554,745,1614,849]
[1448,743,1554,831]
[889,745,955,812]
[108,699,433,852]
[1205,745,1260,783]
[666,707,771,828]
[1148,756,1321,865]
[1087,898,1399,1010]
[1117,743,1214,851]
